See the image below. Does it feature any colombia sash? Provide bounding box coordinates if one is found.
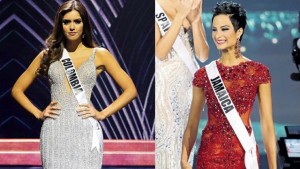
[206,61,259,169]
[60,48,102,153]
[155,1,198,74]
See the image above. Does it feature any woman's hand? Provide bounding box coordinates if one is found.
[39,101,61,120]
[175,0,194,20]
[187,0,202,24]
[77,104,107,120]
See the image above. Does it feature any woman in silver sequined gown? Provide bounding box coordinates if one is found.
[11,1,137,169]
[155,0,209,168]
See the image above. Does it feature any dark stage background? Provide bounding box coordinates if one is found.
[0,0,154,140]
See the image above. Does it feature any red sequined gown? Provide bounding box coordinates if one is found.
[192,60,271,169]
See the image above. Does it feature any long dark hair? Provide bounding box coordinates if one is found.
[37,0,96,76]
[212,1,247,41]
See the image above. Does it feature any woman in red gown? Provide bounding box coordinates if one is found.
[181,1,277,169]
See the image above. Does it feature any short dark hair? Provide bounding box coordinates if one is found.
[212,1,247,41]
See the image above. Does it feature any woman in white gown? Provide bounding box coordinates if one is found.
[155,0,209,168]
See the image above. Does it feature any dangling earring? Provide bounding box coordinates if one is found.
[235,38,241,58]
[82,34,86,39]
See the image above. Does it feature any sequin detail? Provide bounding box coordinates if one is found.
[193,60,271,169]
[155,27,196,169]
[40,48,103,169]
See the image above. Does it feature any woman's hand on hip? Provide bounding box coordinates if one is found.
[40,100,61,120]
[77,104,107,120]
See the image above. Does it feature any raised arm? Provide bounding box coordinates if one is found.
[93,48,137,120]
[181,86,205,168]
[155,0,192,60]
[187,0,209,62]
[258,82,277,169]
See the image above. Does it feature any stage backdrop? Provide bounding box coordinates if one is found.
[0,0,154,140]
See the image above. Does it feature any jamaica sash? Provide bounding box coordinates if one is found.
[60,48,102,153]
[206,61,259,169]
[155,1,198,74]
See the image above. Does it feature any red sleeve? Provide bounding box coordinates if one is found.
[256,63,271,84]
[192,67,206,88]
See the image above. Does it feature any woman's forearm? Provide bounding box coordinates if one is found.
[181,87,204,166]
[261,120,277,169]
[191,19,209,62]
[11,87,42,119]
[155,14,185,60]
[99,85,137,119]
[258,83,276,169]
[181,121,199,164]
[11,56,43,119]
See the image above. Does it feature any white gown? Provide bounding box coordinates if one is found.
[41,49,103,169]
[155,28,197,169]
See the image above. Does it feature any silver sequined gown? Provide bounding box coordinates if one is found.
[40,48,103,169]
[155,28,196,169]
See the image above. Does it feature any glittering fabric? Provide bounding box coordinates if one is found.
[155,28,196,169]
[40,48,103,169]
[193,60,271,169]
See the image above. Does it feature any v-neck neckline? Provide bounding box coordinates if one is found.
[65,48,95,72]
[62,48,95,95]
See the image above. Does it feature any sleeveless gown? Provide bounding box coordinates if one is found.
[155,28,196,169]
[193,60,271,169]
[40,48,103,169]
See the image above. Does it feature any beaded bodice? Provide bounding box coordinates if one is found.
[193,60,271,169]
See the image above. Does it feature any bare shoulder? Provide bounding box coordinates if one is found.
[24,49,46,74]
[94,47,116,67]
[31,50,46,64]
[95,47,110,55]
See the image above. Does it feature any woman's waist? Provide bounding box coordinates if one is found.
[50,85,93,98]
[50,95,92,106]
[42,112,97,127]
[155,62,193,82]
[203,118,253,134]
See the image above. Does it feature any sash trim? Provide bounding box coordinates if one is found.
[60,48,102,153]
